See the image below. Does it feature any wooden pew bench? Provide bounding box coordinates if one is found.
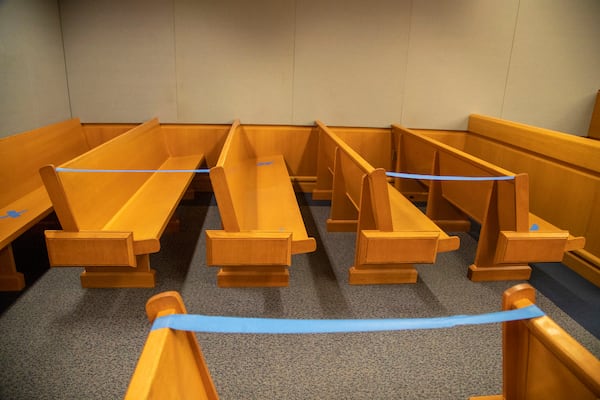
[392,124,585,282]
[125,291,219,399]
[39,118,204,288]
[0,119,92,291]
[316,121,459,284]
[206,120,316,287]
[471,283,600,399]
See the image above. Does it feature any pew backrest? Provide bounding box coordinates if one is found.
[0,118,90,208]
[41,118,169,232]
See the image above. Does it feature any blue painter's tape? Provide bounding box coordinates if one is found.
[56,167,211,174]
[257,161,273,166]
[530,223,539,231]
[0,210,27,219]
[385,172,515,181]
[151,305,544,334]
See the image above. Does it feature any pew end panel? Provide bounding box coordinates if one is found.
[470,283,600,400]
[125,291,219,400]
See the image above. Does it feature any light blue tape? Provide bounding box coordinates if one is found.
[151,305,544,334]
[0,210,27,219]
[56,167,210,174]
[385,171,515,181]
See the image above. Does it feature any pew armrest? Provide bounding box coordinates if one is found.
[45,230,137,267]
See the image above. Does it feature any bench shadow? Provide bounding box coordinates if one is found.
[152,191,213,290]
[296,192,353,318]
[0,214,60,316]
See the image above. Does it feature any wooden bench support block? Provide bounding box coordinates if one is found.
[80,254,155,288]
[468,264,532,282]
[45,231,136,267]
[495,231,570,264]
[326,219,358,232]
[349,265,418,285]
[0,245,25,291]
[80,268,156,288]
[216,266,289,288]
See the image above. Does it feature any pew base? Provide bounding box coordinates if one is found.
[80,268,157,288]
[467,264,531,282]
[348,265,418,285]
[468,396,503,400]
[216,266,289,288]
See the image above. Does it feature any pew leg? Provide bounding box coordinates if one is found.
[216,266,289,288]
[0,245,26,291]
[80,254,156,288]
[349,264,418,285]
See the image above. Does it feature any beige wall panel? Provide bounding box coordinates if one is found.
[0,0,71,137]
[175,0,295,124]
[502,0,600,136]
[402,0,519,130]
[59,0,177,123]
[293,0,410,127]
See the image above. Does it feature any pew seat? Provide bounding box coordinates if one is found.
[39,118,204,288]
[0,119,92,291]
[206,120,316,287]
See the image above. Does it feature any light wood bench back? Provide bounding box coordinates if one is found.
[209,120,245,232]
[315,121,375,216]
[45,118,168,231]
[392,124,527,229]
[125,291,219,399]
[471,283,600,399]
[0,118,90,206]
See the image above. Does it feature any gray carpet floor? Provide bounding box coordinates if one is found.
[0,193,598,399]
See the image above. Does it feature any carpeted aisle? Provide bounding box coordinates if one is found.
[0,193,598,399]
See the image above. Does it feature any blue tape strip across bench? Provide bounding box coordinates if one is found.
[55,167,514,182]
[385,171,515,181]
[56,167,211,173]
[151,305,544,334]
